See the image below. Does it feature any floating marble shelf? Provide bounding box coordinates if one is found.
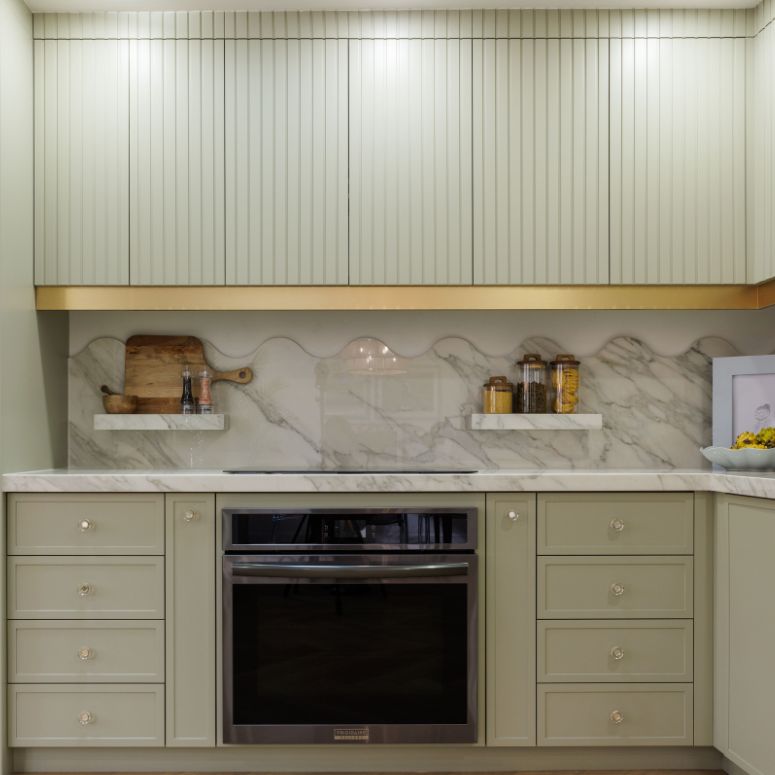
[467,413,603,431]
[94,414,226,431]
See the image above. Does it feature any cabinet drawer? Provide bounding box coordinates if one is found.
[538,620,693,683]
[7,494,164,555]
[538,557,693,619]
[8,621,164,683]
[538,683,693,746]
[9,684,164,747]
[8,557,164,619]
[538,493,693,555]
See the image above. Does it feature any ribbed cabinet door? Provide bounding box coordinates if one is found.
[349,39,473,285]
[34,39,129,285]
[473,39,608,285]
[225,39,347,285]
[747,24,775,283]
[610,38,746,284]
[165,494,215,746]
[129,39,225,285]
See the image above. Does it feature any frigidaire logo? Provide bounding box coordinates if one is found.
[333,727,370,742]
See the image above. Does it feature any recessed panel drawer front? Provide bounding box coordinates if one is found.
[538,493,694,555]
[538,557,693,619]
[8,557,165,619]
[8,684,164,747]
[7,494,164,555]
[8,621,164,683]
[538,620,693,683]
[538,683,693,746]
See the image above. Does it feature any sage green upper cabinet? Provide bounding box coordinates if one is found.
[225,39,348,285]
[473,39,608,284]
[34,40,129,285]
[129,40,225,285]
[715,495,775,775]
[349,39,473,285]
[610,38,746,284]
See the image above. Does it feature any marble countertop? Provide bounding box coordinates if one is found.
[4,468,775,499]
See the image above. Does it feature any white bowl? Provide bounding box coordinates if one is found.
[701,446,775,471]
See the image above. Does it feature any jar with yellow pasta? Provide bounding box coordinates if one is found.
[551,354,580,414]
[482,376,513,414]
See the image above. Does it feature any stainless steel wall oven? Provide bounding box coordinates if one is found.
[222,506,478,744]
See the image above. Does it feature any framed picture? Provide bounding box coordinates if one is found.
[713,355,775,447]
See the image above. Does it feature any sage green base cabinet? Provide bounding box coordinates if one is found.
[715,495,775,775]
[485,493,536,746]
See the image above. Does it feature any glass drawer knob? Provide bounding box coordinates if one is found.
[610,582,625,597]
[183,510,200,523]
[78,583,93,597]
[609,518,625,532]
[78,647,94,661]
[78,711,95,726]
[507,510,520,522]
[610,646,625,661]
[79,519,94,532]
[609,709,625,725]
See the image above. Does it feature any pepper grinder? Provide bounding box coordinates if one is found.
[181,365,194,415]
[198,368,213,414]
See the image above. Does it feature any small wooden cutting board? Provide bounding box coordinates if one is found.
[124,335,253,413]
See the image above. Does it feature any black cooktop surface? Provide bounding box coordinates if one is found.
[223,467,479,474]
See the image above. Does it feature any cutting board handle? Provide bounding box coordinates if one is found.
[212,367,253,385]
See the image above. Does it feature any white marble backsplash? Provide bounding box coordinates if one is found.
[69,334,739,470]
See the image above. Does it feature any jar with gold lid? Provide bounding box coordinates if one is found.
[515,354,548,413]
[482,376,513,414]
[551,354,580,414]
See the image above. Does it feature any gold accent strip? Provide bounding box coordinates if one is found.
[35,284,770,311]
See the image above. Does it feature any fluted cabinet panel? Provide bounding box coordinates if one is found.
[225,39,347,285]
[610,38,746,284]
[349,39,473,285]
[747,23,775,283]
[473,39,608,285]
[129,40,225,285]
[34,40,129,285]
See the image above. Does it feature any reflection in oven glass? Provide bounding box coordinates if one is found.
[232,583,468,725]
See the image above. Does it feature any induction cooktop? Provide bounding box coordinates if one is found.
[223,467,479,474]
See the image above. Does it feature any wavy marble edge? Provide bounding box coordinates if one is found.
[5,469,775,500]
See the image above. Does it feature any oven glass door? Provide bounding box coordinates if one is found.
[223,554,477,744]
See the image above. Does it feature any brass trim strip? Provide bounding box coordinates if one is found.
[35,283,775,311]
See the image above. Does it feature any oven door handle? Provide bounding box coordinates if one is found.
[230,561,470,579]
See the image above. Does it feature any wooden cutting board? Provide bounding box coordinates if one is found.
[124,335,253,413]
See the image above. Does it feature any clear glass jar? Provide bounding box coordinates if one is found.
[551,354,580,414]
[482,376,514,414]
[515,354,548,413]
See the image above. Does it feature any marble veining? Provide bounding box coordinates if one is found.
[68,334,739,470]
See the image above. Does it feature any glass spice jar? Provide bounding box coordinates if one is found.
[551,354,581,414]
[515,353,548,413]
[482,376,514,414]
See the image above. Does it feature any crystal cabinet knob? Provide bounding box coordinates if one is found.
[610,646,625,661]
[507,510,520,522]
[78,519,94,532]
[78,583,93,597]
[610,582,625,597]
[78,647,94,661]
[609,518,625,533]
[609,710,625,725]
[183,510,200,523]
[78,711,95,726]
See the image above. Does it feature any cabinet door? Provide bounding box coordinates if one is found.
[610,38,745,284]
[486,494,536,746]
[473,39,608,285]
[129,39,225,285]
[349,39,472,285]
[34,40,129,285]
[225,39,347,285]
[715,495,775,775]
[165,494,215,746]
